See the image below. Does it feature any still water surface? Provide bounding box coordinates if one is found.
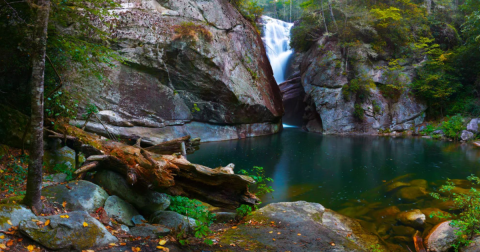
[189,127,480,211]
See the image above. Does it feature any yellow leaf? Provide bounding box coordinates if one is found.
[7,220,12,225]
[62,201,67,208]
[45,220,50,226]
[109,243,117,247]
[60,215,69,219]
[27,245,35,251]
[31,219,40,222]
[272,238,276,241]
[231,226,237,229]
[269,231,273,234]
[132,247,141,252]
[157,246,169,252]
[83,222,88,227]
[297,233,301,236]
[159,240,167,245]
[0,235,4,239]
[0,244,6,249]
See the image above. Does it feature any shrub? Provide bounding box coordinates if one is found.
[237,166,274,217]
[167,195,215,245]
[441,114,465,140]
[431,175,480,251]
[420,124,437,135]
[172,22,213,44]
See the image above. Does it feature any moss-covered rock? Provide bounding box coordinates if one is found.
[219,201,392,251]
[43,180,108,213]
[91,170,170,215]
[43,145,76,171]
[149,211,196,233]
[19,211,118,250]
[0,204,34,242]
[129,224,171,238]
[104,196,140,227]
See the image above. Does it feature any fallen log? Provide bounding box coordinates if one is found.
[45,123,258,209]
[144,136,200,155]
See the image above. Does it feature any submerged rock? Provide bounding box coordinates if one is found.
[92,170,170,214]
[391,225,416,236]
[396,209,426,229]
[421,208,452,225]
[425,221,457,252]
[219,201,391,251]
[43,180,108,213]
[395,186,429,202]
[410,179,428,188]
[19,211,118,250]
[104,196,140,227]
[385,182,411,193]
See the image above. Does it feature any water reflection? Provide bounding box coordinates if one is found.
[189,128,480,210]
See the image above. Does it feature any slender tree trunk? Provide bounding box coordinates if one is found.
[327,0,338,32]
[289,0,292,22]
[320,0,328,34]
[426,0,432,15]
[24,0,50,214]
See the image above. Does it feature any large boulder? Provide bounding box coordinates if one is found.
[92,170,170,214]
[425,221,458,252]
[461,130,475,141]
[467,118,480,133]
[67,0,283,143]
[0,204,35,242]
[43,145,76,170]
[43,180,109,213]
[104,196,140,227]
[19,211,118,250]
[299,37,426,134]
[129,224,171,238]
[219,201,392,251]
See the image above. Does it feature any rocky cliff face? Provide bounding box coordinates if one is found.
[68,0,283,144]
[296,37,426,134]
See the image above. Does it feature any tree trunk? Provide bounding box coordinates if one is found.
[24,0,50,214]
[327,0,338,32]
[426,0,432,15]
[320,0,329,34]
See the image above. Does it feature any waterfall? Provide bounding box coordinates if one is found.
[261,16,294,85]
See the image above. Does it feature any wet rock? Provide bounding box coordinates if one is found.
[372,206,401,221]
[461,235,480,252]
[385,182,411,193]
[392,225,416,236]
[43,180,108,213]
[213,212,237,223]
[396,209,426,229]
[410,179,428,188]
[129,224,171,238]
[392,236,412,243]
[377,223,392,236]
[467,118,480,133]
[43,145,76,170]
[395,186,428,202]
[131,215,146,225]
[43,173,67,183]
[421,208,452,225]
[219,201,390,251]
[104,196,140,227]
[0,204,35,242]
[19,211,117,250]
[120,224,130,233]
[461,130,475,141]
[150,211,197,232]
[425,221,457,252]
[92,170,170,214]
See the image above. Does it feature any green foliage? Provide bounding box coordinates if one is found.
[0,155,28,195]
[52,162,75,181]
[191,103,201,113]
[237,166,274,217]
[45,91,79,121]
[369,244,385,252]
[354,104,365,121]
[440,114,465,140]
[430,175,480,251]
[420,124,438,135]
[167,195,215,245]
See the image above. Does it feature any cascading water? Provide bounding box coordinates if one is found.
[262,16,294,85]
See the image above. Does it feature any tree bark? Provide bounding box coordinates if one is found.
[425,0,432,15]
[24,0,50,214]
[327,0,338,32]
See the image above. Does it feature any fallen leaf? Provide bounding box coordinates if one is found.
[269,231,273,234]
[27,245,35,251]
[157,246,169,251]
[0,244,6,249]
[0,235,4,239]
[31,219,40,222]
[6,239,13,246]
[330,242,336,246]
[132,247,141,252]
[45,219,50,226]
[60,215,69,219]
[231,226,237,229]
[109,243,117,247]
[62,201,67,208]
[7,220,12,225]
[17,238,23,242]
[159,240,167,245]
[120,242,126,246]
[297,233,301,236]
[272,238,276,241]
[40,196,45,200]
[65,185,72,190]
[83,222,88,227]
[277,232,281,234]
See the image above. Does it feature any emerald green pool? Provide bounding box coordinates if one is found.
[189,127,480,211]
